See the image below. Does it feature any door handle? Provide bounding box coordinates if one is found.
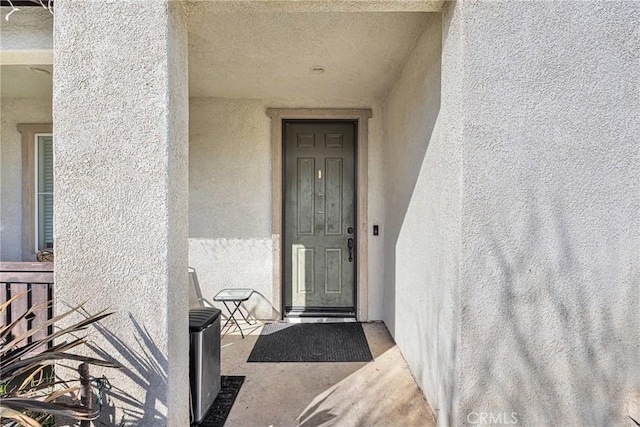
[347,238,354,262]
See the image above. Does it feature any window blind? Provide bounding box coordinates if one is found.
[37,135,54,250]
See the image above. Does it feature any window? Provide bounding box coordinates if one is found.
[18,124,53,260]
[36,134,54,250]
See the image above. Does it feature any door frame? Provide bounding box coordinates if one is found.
[267,108,372,321]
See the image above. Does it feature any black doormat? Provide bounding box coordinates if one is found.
[195,376,245,427]
[247,322,373,362]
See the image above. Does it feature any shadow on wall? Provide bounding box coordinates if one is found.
[189,267,280,321]
[241,291,280,322]
[188,238,277,320]
[460,196,640,426]
[382,13,442,338]
[86,314,168,426]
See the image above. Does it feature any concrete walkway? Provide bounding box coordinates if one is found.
[220,322,436,427]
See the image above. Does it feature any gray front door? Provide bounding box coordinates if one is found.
[284,120,356,314]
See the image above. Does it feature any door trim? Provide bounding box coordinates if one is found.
[267,109,372,321]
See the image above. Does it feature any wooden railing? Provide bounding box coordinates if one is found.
[0,262,54,344]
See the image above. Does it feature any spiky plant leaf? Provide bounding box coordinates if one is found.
[2,302,90,350]
[44,385,81,403]
[17,364,48,392]
[0,406,41,427]
[0,301,42,341]
[1,293,118,424]
[2,310,116,370]
[1,398,99,420]
[2,349,120,385]
[1,335,84,368]
[0,290,29,313]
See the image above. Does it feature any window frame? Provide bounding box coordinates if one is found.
[35,132,54,252]
[18,123,53,260]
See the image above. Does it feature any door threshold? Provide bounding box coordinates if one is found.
[285,307,355,318]
[284,317,357,323]
[285,309,356,322]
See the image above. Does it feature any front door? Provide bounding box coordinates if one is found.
[284,120,356,315]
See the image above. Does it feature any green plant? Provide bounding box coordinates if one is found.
[0,291,119,426]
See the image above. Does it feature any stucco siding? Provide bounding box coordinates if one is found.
[382,12,460,426]
[0,6,52,51]
[189,98,272,239]
[456,1,640,425]
[0,97,52,261]
[53,1,189,424]
[188,97,385,320]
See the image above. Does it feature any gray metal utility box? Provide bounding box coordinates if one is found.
[189,307,222,424]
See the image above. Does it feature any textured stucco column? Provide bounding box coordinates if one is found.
[53,1,189,425]
[445,1,640,426]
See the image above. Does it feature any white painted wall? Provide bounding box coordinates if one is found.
[188,99,273,317]
[386,2,640,425]
[382,12,460,426]
[454,1,640,425]
[0,6,52,51]
[385,2,640,425]
[188,97,386,320]
[0,97,52,261]
[54,1,189,424]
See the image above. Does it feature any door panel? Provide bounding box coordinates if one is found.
[324,248,342,293]
[293,245,314,293]
[324,158,343,235]
[297,158,315,235]
[284,121,356,312]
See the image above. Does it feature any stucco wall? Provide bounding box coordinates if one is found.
[0,6,52,51]
[452,1,640,425]
[53,1,189,424]
[382,12,460,426]
[384,2,640,425]
[188,97,385,320]
[0,97,52,261]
